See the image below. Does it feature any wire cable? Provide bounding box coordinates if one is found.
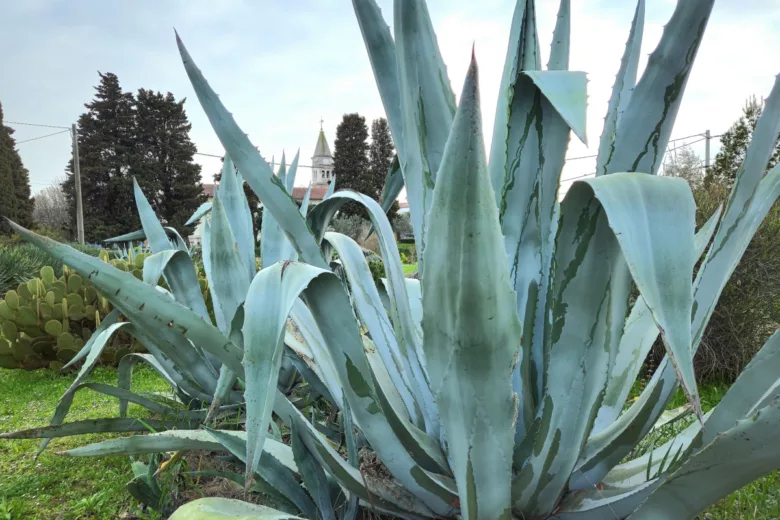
[15,129,71,145]
[6,120,70,130]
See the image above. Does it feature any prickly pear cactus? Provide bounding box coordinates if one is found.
[0,250,213,370]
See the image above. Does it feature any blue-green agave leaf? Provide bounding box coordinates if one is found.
[206,427,317,519]
[299,183,312,216]
[422,57,520,519]
[209,194,250,334]
[551,480,660,520]
[175,33,326,270]
[185,201,213,227]
[290,424,336,520]
[62,308,123,369]
[218,155,256,281]
[589,204,721,435]
[393,0,456,266]
[2,418,196,441]
[489,0,540,197]
[595,0,644,177]
[547,0,570,71]
[603,0,713,175]
[169,498,303,520]
[630,398,780,520]
[242,262,314,485]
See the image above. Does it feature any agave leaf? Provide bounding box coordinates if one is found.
[698,330,780,446]
[286,151,300,193]
[323,176,336,199]
[272,263,456,515]
[62,308,123,369]
[169,497,303,520]
[175,34,326,270]
[38,322,130,454]
[242,262,313,484]
[489,0,540,198]
[547,0,570,70]
[512,166,630,515]
[631,398,780,519]
[218,155,256,281]
[589,205,721,435]
[2,418,195,440]
[604,1,714,175]
[552,480,660,520]
[273,392,436,519]
[133,179,211,323]
[324,232,418,423]
[184,201,213,226]
[379,155,404,217]
[6,222,243,380]
[299,183,313,216]
[577,153,780,488]
[209,194,250,334]
[493,69,587,409]
[308,192,437,435]
[352,0,405,157]
[585,173,700,418]
[422,58,520,519]
[290,424,336,520]
[206,427,317,519]
[393,0,456,267]
[595,0,644,177]
[261,200,298,268]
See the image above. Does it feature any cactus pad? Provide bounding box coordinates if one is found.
[5,290,19,310]
[44,319,63,337]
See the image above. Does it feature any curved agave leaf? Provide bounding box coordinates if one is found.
[324,232,418,423]
[604,1,714,176]
[273,392,436,519]
[379,156,404,217]
[298,183,313,216]
[242,262,318,485]
[308,191,437,435]
[175,33,326,270]
[393,0,456,266]
[206,427,317,519]
[169,498,303,520]
[551,480,659,520]
[421,57,520,519]
[2,418,194,441]
[185,201,213,226]
[133,179,211,323]
[631,398,780,520]
[577,142,780,488]
[290,424,336,520]
[492,68,587,408]
[595,0,644,177]
[589,205,721,435]
[517,173,697,515]
[254,262,455,515]
[62,308,123,369]
[38,322,130,454]
[218,155,256,281]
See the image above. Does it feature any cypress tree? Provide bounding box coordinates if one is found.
[63,72,137,242]
[0,101,34,233]
[332,113,370,218]
[133,89,205,236]
[368,117,398,219]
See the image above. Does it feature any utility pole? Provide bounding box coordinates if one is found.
[71,124,84,245]
[704,129,711,173]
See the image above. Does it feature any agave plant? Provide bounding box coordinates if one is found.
[4,0,780,519]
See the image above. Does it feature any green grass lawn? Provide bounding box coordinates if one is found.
[0,367,778,519]
[402,263,418,275]
[0,366,171,519]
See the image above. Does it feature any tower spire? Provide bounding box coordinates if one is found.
[320,117,323,131]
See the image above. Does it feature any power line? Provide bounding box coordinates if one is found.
[16,129,71,145]
[6,120,71,130]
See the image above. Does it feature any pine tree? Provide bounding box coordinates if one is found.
[0,101,34,233]
[133,89,205,236]
[368,117,399,219]
[63,72,137,243]
[332,113,370,218]
[709,96,780,184]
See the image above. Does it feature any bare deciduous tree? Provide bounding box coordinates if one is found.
[33,182,69,233]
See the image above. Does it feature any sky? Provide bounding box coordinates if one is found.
[1,0,778,197]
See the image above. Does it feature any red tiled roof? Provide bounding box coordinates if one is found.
[203,183,216,198]
[399,201,409,209]
[292,186,330,201]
